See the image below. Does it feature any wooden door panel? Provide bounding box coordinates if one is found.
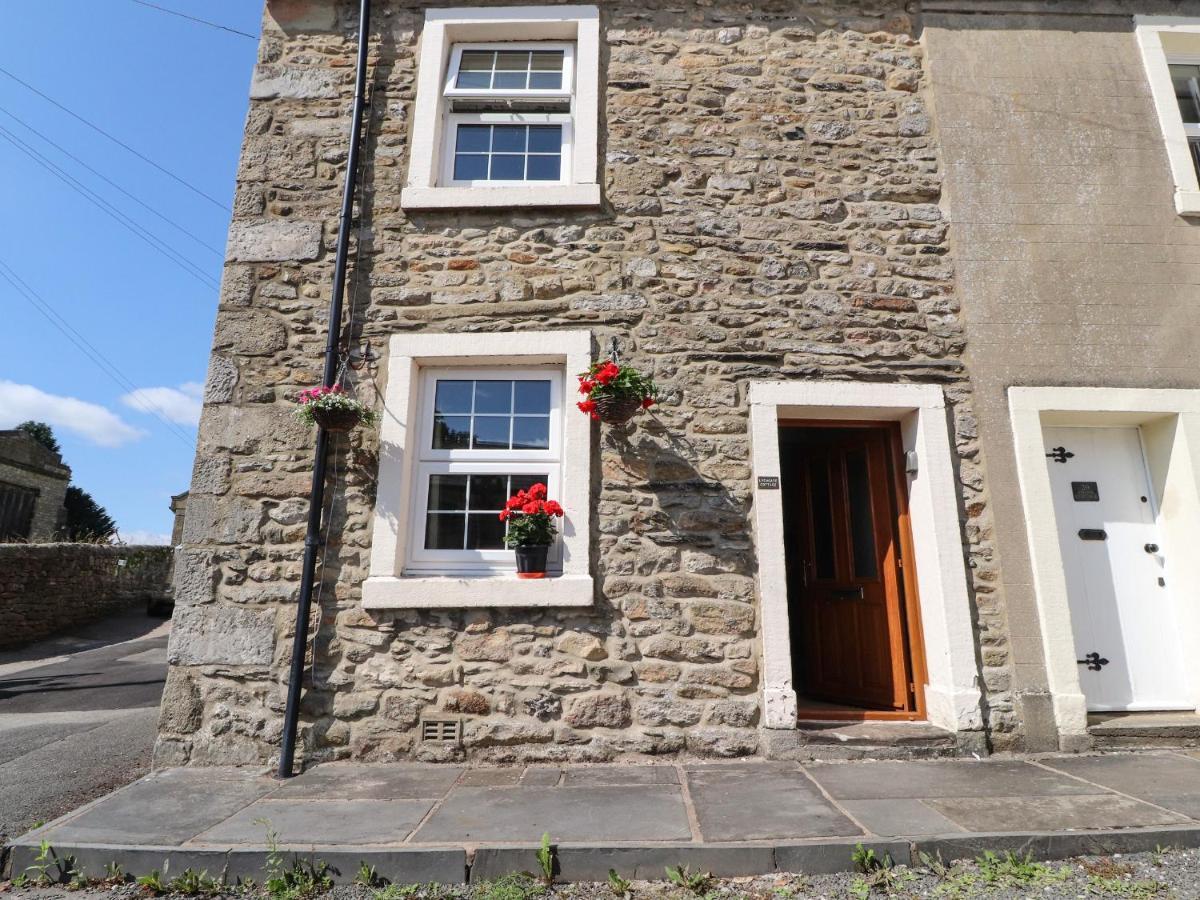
[786,426,913,712]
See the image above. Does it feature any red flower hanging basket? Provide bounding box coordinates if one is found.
[590,393,643,425]
[576,358,658,425]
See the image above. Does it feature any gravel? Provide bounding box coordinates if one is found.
[5,846,1200,899]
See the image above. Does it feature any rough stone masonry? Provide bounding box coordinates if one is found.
[159,0,1014,768]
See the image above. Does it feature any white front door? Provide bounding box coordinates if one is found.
[1045,426,1191,711]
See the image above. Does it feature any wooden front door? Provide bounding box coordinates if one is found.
[781,425,917,713]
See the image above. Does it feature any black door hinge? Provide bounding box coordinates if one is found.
[1047,446,1075,463]
[1077,652,1109,671]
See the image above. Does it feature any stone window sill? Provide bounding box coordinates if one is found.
[400,184,601,210]
[361,573,594,609]
[1177,189,1200,217]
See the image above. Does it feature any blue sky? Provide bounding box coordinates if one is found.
[0,2,262,543]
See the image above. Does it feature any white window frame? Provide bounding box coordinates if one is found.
[441,113,573,188]
[443,41,575,102]
[365,330,594,609]
[1135,17,1200,216]
[401,5,601,210]
[407,366,564,572]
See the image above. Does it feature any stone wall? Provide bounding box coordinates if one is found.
[0,544,173,649]
[159,0,1013,767]
[0,431,70,541]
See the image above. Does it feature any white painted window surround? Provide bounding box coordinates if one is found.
[1008,386,1200,742]
[749,381,984,735]
[1135,17,1200,216]
[364,331,594,609]
[401,5,601,210]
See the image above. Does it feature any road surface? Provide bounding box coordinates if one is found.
[0,610,169,841]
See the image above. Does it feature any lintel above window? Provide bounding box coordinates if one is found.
[401,6,600,210]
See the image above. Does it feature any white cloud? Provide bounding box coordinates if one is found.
[118,529,173,546]
[0,381,145,448]
[120,382,204,426]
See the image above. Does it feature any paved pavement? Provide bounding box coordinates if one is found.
[0,611,170,840]
[13,752,1200,883]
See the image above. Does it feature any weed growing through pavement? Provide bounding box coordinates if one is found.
[257,818,333,900]
[536,832,555,885]
[473,872,545,900]
[606,869,632,897]
[664,865,711,894]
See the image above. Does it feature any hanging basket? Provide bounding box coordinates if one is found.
[312,406,366,433]
[592,393,643,425]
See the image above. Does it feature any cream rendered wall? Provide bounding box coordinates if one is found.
[924,4,1200,749]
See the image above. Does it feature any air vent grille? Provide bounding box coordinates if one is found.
[421,718,462,743]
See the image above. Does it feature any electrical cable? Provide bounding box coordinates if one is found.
[0,63,232,212]
[128,0,258,40]
[0,257,197,449]
[0,124,220,291]
[0,103,223,256]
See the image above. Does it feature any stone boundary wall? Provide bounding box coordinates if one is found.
[0,544,173,649]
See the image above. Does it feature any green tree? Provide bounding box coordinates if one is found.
[16,420,61,455]
[62,486,117,542]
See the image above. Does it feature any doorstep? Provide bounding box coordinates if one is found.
[762,720,959,760]
[1088,711,1200,750]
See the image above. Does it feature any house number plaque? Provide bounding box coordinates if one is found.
[757,476,780,490]
[1071,481,1100,502]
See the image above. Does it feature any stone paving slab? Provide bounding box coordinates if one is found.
[15,754,1200,884]
[413,785,693,843]
[191,799,436,845]
[685,764,857,841]
[270,763,463,800]
[806,758,1095,799]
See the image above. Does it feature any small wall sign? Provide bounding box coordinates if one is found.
[757,476,780,490]
[1071,481,1100,502]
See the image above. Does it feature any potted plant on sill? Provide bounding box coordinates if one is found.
[293,385,377,433]
[576,358,658,425]
[500,483,564,579]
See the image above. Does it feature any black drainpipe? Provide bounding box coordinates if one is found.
[278,0,372,779]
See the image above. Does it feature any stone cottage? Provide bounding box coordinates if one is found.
[0,429,69,542]
[161,0,1200,768]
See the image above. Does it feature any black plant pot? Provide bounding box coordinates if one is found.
[514,545,550,579]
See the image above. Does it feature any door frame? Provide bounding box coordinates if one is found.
[779,418,928,721]
[1010,387,1200,743]
[750,381,984,736]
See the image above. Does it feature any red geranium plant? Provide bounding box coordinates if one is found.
[576,358,658,424]
[499,483,564,578]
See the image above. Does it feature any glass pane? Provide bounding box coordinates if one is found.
[490,154,525,180]
[495,51,530,70]
[511,473,548,495]
[845,449,878,579]
[512,417,550,450]
[1171,64,1200,124]
[492,125,527,153]
[527,125,561,153]
[453,154,488,181]
[428,474,468,511]
[425,513,465,550]
[458,50,494,71]
[455,125,491,153]
[470,474,510,510]
[467,513,507,550]
[809,459,835,580]
[433,415,471,449]
[530,50,564,72]
[493,71,528,89]
[526,154,560,181]
[513,380,552,414]
[472,416,511,449]
[473,380,512,414]
[455,71,492,89]
[528,72,562,89]
[434,380,473,413]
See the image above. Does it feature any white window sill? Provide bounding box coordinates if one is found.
[400,184,601,210]
[362,573,594,609]
[1176,189,1200,216]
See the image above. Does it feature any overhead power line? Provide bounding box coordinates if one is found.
[128,0,258,40]
[0,123,219,291]
[0,257,197,449]
[0,63,231,212]
[0,103,223,257]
